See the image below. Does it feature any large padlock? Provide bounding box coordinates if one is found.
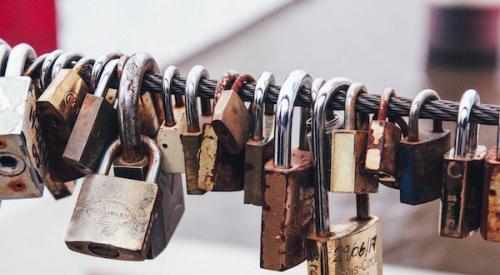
[398,89,451,205]
[155,65,187,174]
[181,65,212,195]
[244,72,275,206]
[197,72,248,192]
[0,43,48,199]
[480,115,500,242]
[65,136,162,261]
[364,88,402,184]
[440,89,487,238]
[330,82,378,193]
[260,70,315,271]
[63,58,121,174]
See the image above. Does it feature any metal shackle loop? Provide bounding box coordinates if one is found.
[74,57,95,72]
[376,87,395,121]
[213,70,238,108]
[162,65,180,126]
[98,136,161,183]
[5,43,37,77]
[344,82,369,130]
[51,52,82,80]
[312,77,351,236]
[94,59,119,98]
[250,71,275,140]
[454,89,480,157]
[407,89,441,142]
[24,53,48,79]
[274,70,312,168]
[91,51,122,90]
[185,65,209,132]
[40,49,63,89]
[118,52,160,162]
[0,43,11,77]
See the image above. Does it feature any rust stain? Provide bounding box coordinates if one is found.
[8,180,27,192]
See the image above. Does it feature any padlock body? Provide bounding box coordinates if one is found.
[44,173,74,200]
[181,131,205,195]
[156,113,187,174]
[212,90,250,154]
[261,149,314,271]
[399,130,451,204]
[365,120,401,185]
[63,94,118,174]
[440,146,486,238]
[197,124,244,191]
[331,130,378,193]
[0,77,47,199]
[158,171,185,246]
[65,174,161,261]
[244,137,274,205]
[480,147,500,241]
[306,216,382,275]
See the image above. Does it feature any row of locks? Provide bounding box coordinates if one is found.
[0,41,499,274]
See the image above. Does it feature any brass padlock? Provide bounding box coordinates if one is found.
[63,58,120,174]
[260,70,315,271]
[398,89,451,205]
[480,115,500,242]
[65,136,162,261]
[197,72,248,192]
[0,43,48,199]
[181,65,212,195]
[244,72,275,206]
[364,88,401,185]
[155,65,187,174]
[440,89,487,239]
[330,82,378,193]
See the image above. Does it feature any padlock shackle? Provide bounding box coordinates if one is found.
[51,52,83,81]
[212,70,238,109]
[376,88,395,121]
[312,77,351,236]
[356,194,370,220]
[408,89,442,142]
[344,82,369,130]
[0,44,11,77]
[74,57,95,73]
[98,135,161,183]
[250,72,275,140]
[40,49,64,89]
[454,89,480,157]
[274,70,312,168]
[185,65,210,132]
[94,59,119,98]
[91,51,123,91]
[118,52,160,162]
[162,66,181,126]
[5,43,36,77]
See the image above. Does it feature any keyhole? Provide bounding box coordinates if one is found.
[0,156,18,168]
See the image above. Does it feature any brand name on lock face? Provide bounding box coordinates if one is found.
[83,200,136,224]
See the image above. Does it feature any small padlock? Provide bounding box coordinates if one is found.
[155,65,187,174]
[480,115,500,242]
[260,70,315,271]
[65,136,162,261]
[180,65,212,195]
[197,72,248,192]
[63,58,121,174]
[330,82,378,193]
[244,72,275,206]
[440,89,487,238]
[0,43,48,199]
[364,88,402,184]
[398,89,451,205]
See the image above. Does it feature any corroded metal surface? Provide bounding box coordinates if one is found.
[481,147,500,242]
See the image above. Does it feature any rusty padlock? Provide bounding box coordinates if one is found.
[440,89,487,238]
[260,70,315,271]
[330,82,378,193]
[244,72,275,206]
[398,89,451,205]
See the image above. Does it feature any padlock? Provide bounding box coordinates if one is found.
[63,58,121,174]
[260,70,315,271]
[155,65,187,174]
[40,49,64,90]
[364,88,402,185]
[440,89,487,238]
[0,43,48,199]
[65,136,162,261]
[244,72,275,206]
[398,89,451,205]
[480,115,500,242]
[330,82,378,193]
[181,65,212,195]
[197,72,247,192]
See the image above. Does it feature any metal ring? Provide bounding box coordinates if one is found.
[74,56,95,71]
[91,51,122,90]
[274,70,312,168]
[5,43,37,77]
[376,87,396,121]
[455,89,480,156]
[407,89,441,142]
[24,53,48,79]
[250,71,275,140]
[94,59,119,98]
[344,82,368,130]
[163,65,180,126]
[40,49,63,89]
[185,65,209,132]
[118,52,160,162]
[0,43,11,77]
[51,52,82,80]
[213,70,238,109]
